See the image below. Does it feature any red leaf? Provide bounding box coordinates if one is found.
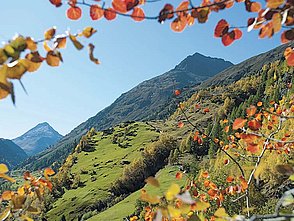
[247,143,259,154]
[232,118,247,130]
[112,0,127,13]
[67,6,82,20]
[248,119,261,131]
[158,4,174,23]
[104,8,117,20]
[178,121,184,128]
[131,7,145,21]
[233,28,242,40]
[90,5,104,20]
[284,47,294,66]
[214,19,229,37]
[221,32,234,46]
[226,176,234,183]
[174,89,181,96]
[49,0,62,7]
[203,108,210,113]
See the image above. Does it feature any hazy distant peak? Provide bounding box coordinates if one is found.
[12,122,63,156]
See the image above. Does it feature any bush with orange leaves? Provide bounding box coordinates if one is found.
[0,164,55,220]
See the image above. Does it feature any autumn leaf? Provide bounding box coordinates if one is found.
[176,172,183,179]
[112,0,127,13]
[46,51,61,66]
[67,6,82,20]
[44,168,55,180]
[214,19,229,37]
[158,4,174,23]
[44,27,56,40]
[284,47,294,66]
[246,105,257,116]
[232,118,247,130]
[104,8,117,20]
[82,27,97,38]
[26,37,37,51]
[174,89,181,96]
[166,183,180,200]
[49,0,62,7]
[131,7,145,22]
[226,176,234,183]
[247,143,259,154]
[0,164,15,182]
[90,4,104,20]
[281,29,294,43]
[178,121,184,128]
[88,43,100,64]
[171,17,187,32]
[267,0,284,8]
[69,34,84,50]
[248,119,261,131]
[6,60,29,80]
[54,36,67,49]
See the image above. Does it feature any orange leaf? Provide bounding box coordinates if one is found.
[224,125,230,133]
[176,172,183,180]
[214,19,229,37]
[246,105,257,116]
[247,143,259,154]
[67,6,82,20]
[90,4,104,20]
[178,121,184,128]
[112,0,127,13]
[202,171,209,178]
[281,29,294,43]
[207,189,217,197]
[248,119,261,131]
[267,0,284,8]
[174,89,181,96]
[257,101,263,107]
[203,108,210,113]
[232,118,247,130]
[131,7,145,21]
[226,176,234,183]
[250,2,261,12]
[44,168,55,180]
[171,17,187,32]
[284,47,294,66]
[49,0,62,7]
[224,159,230,165]
[104,8,117,20]
[1,191,12,200]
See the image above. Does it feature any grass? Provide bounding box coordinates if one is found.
[89,166,185,221]
[47,122,160,221]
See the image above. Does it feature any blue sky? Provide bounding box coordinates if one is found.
[0,0,281,138]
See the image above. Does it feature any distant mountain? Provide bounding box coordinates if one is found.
[200,42,294,87]
[13,122,63,156]
[20,53,233,170]
[0,139,27,169]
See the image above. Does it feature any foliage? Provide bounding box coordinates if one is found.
[0,164,55,220]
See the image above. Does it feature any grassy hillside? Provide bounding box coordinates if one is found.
[89,166,185,221]
[47,122,160,220]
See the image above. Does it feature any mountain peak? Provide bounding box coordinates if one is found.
[174,52,233,76]
[12,122,63,156]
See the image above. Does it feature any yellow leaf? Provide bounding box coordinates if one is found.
[44,27,56,40]
[193,200,210,211]
[0,48,8,65]
[6,60,29,80]
[69,34,84,50]
[55,37,67,49]
[214,207,228,218]
[145,176,160,188]
[168,205,182,218]
[82,27,97,38]
[0,207,11,220]
[0,164,9,174]
[266,0,284,8]
[46,51,61,67]
[166,183,180,201]
[0,173,16,183]
[140,190,160,204]
[272,13,281,33]
[10,36,27,51]
[26,37,37,51]
[43,41,52,52]
[20,214,34,221]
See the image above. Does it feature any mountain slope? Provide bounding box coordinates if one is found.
[200,42,293,87]
[21,53,232,170]
[13,122,63,156]
[0,139,27,169]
